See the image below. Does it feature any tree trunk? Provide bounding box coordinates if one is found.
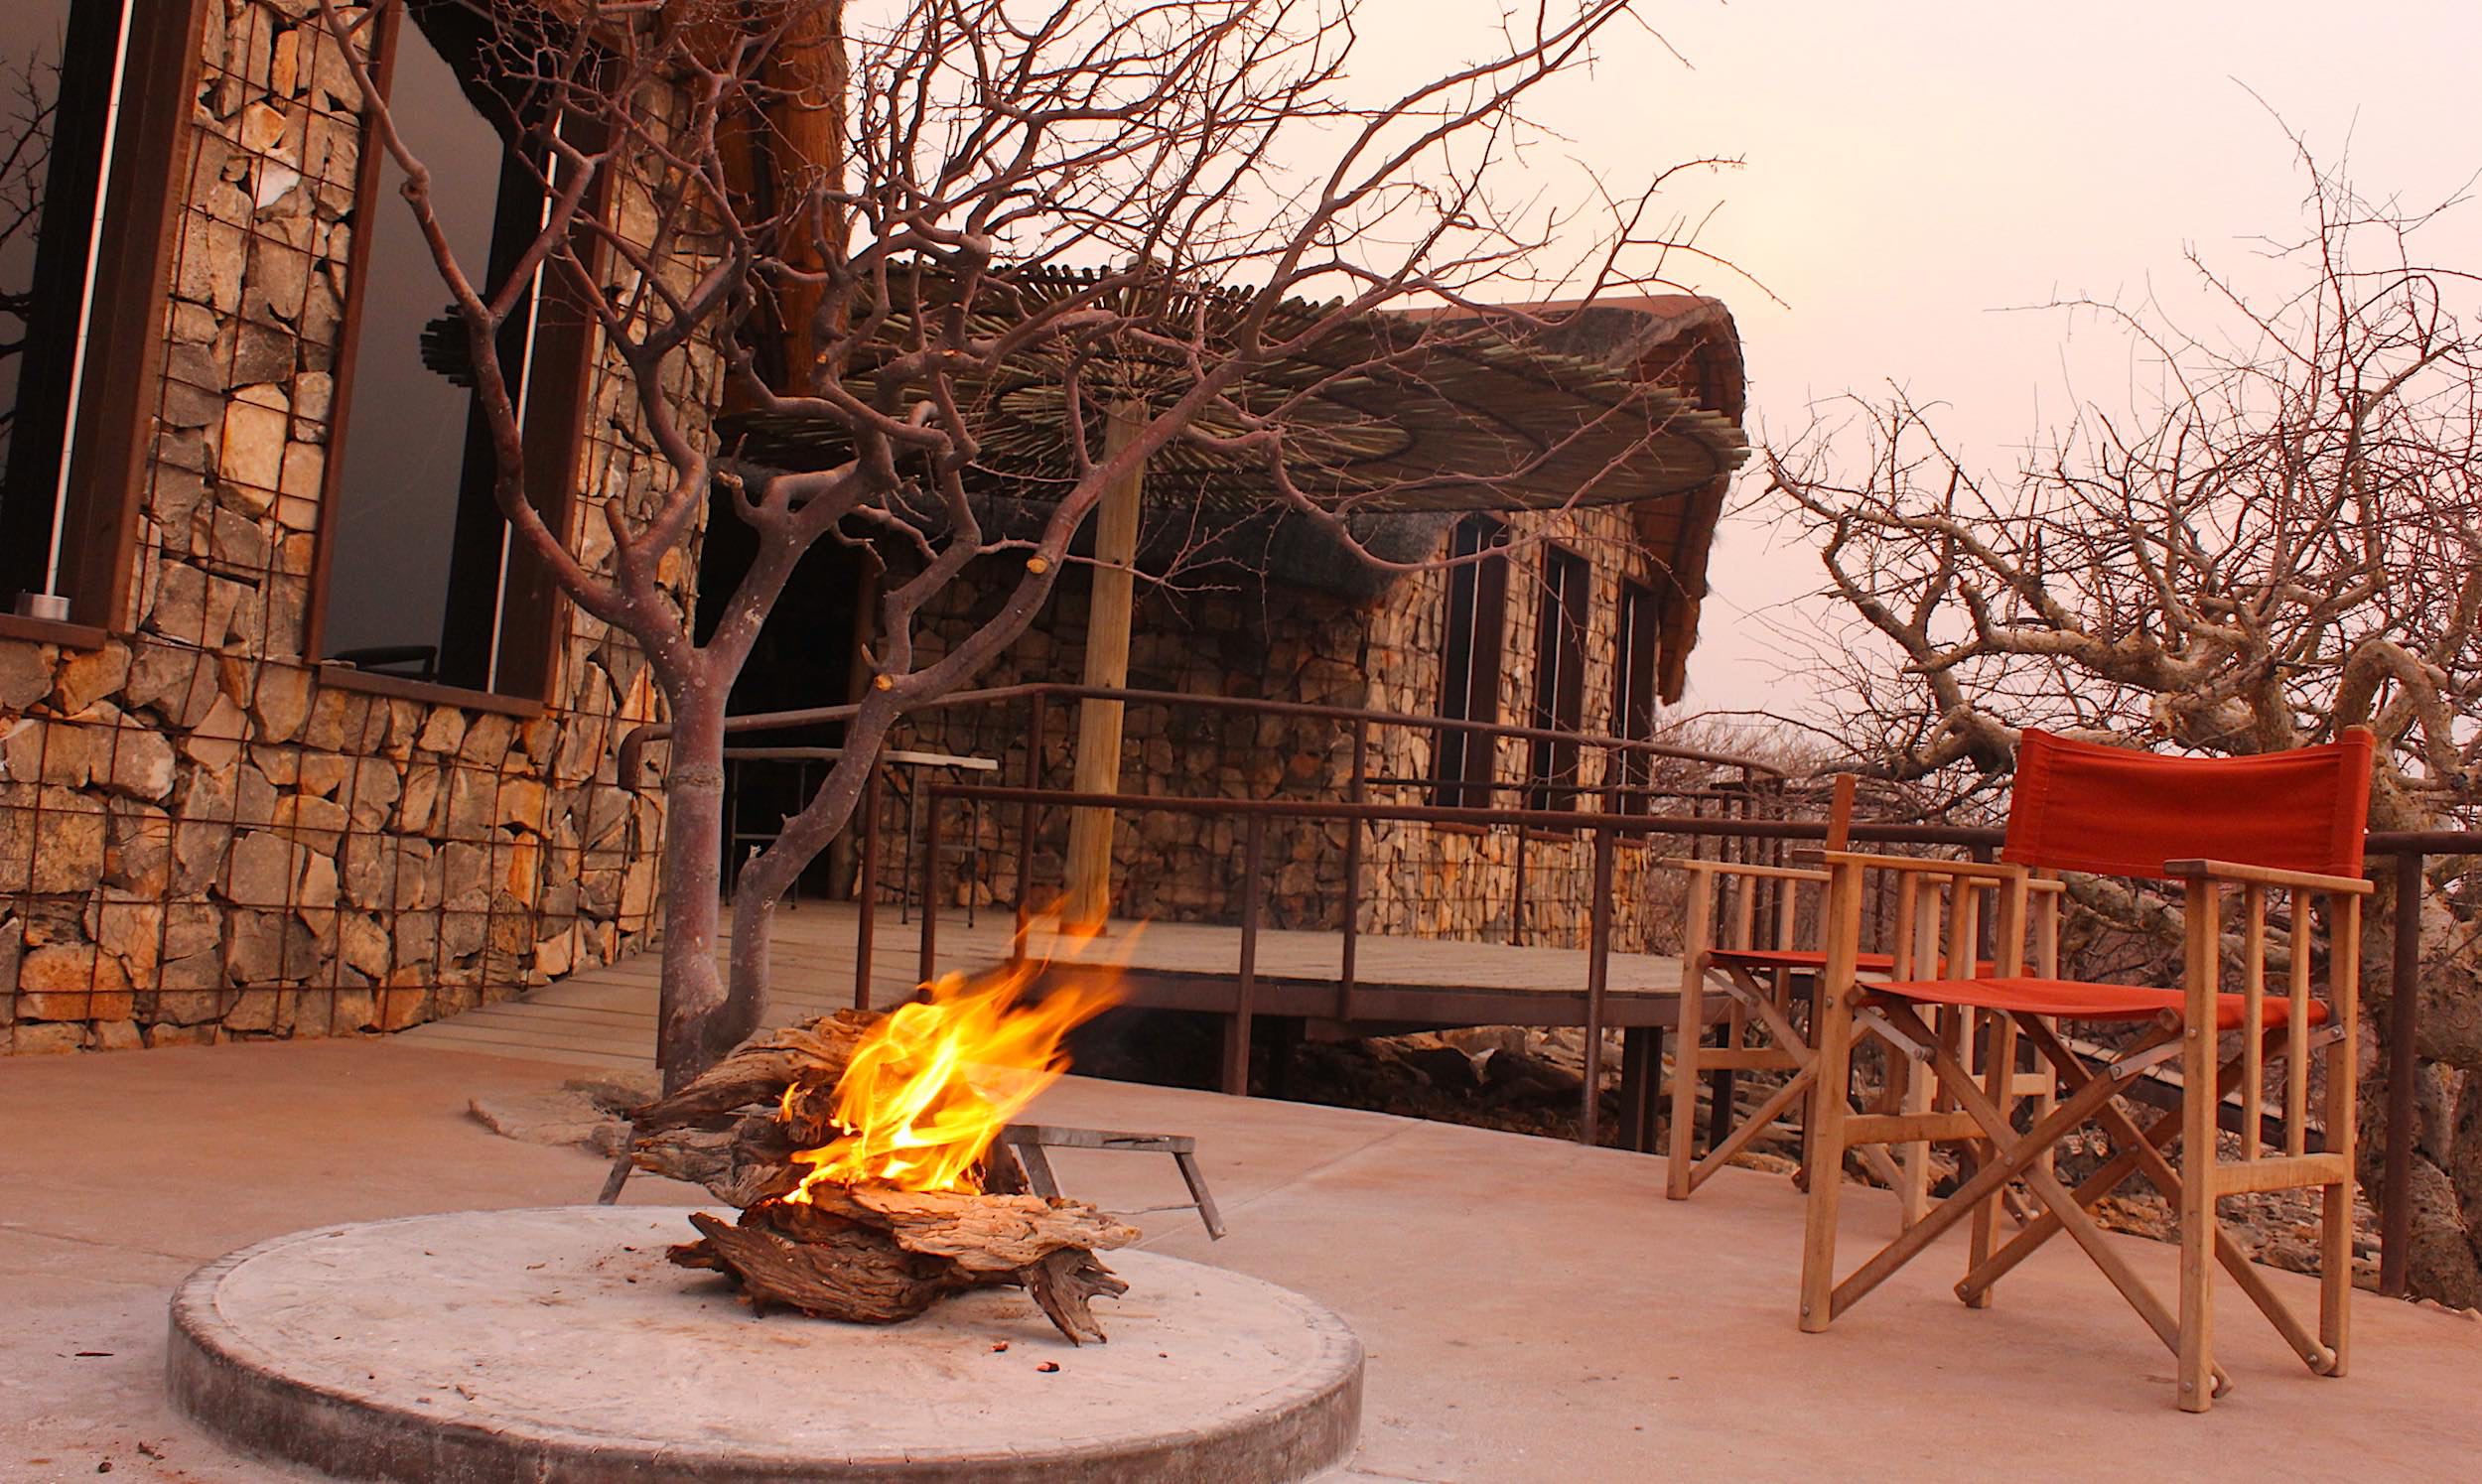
[657,692,737,1093]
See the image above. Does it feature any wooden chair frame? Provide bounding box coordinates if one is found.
[1669,777,2062,1211]
[1798,849,2368,1412]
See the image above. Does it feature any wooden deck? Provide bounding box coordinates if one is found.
[397,899,1692,1075]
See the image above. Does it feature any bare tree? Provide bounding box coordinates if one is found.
[1763,142,2482,1303]
[320,0,1730,1088]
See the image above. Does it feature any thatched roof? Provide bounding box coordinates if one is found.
[721,267,1745,516]
[1486,295,1746,702]
[724,273,1746,702]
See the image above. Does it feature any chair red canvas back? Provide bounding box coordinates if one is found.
[2001,730,2373,880]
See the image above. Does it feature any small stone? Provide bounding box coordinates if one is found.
[278,442,324,502]
[177,216,247,315]
[0,640,53,708]
[102,798,173,895]
[417,707,468,755]
[183,693,251,772]
[274,792,348,852]
[292,369,334,433]
[339,913,390,978]
[298,850,341,911]
[93,899,165,984]
[207,505,273,573]
[494,777,547,832]
[230,320,297,386]
[8,1023,85,1055]
[222,830,298,908]
[18,944,133,1020]
[251,664,314,742]
[54,642,131,713]
[217,386,291,505]
[2,718,90,787]
[126,641,222,727]
[101,724,178,801]
[298,751,351,798]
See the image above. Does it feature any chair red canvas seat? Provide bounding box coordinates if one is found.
[1870,975,2332,1030]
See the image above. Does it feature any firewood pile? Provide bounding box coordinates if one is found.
[627,1011,1140,1344]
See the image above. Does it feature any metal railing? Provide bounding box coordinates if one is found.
[628,685,2471,1303]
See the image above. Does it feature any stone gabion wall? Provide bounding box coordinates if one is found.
[1,1,702,1054]
[889,574,1371,929]
[867,501,1720,955]
[1357,502,1695,956]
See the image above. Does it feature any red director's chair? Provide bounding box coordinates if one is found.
[1795,729,2373,1412]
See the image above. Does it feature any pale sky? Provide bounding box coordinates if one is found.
[1357,1,2482,716]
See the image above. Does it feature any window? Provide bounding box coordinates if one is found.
[0,0,194,627]
[1431,514,1508,809]
[1523,546,1589,813]
[1610,578,1661,813]
[315,8,591,697]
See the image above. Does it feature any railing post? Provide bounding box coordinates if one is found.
[1581,824,1616,1146]
[1339,721,1367,1019]
[1226,813,1267,1097]
[1014,691,1047,960]
[917,781,943,989]
[1511,813,1528,947]
[853,754,881,1011]
[2381,850,2423,1297]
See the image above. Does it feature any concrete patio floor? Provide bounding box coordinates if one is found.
[3,1037,2478,1482]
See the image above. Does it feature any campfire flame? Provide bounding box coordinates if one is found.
[784,957,1119,1199]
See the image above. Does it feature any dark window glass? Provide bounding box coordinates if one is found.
[1524,546,1589,813]
[0,0,123,618]
[321,14,542,691]
[1431,514,1508,809]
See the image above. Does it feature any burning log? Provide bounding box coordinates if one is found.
[627,968,1136,1343]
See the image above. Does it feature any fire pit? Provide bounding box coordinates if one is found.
[167,1206,1363,1482]
[166,960,1362,1480]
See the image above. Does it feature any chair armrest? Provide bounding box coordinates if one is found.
[1672,859,1831,884]
[1819,850,2021,883]
[2163,859,2375,895]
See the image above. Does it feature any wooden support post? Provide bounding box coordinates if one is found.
[1063,404,1147,931]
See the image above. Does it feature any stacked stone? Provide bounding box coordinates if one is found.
[873,499,1698,956]
[2,3,704,1053]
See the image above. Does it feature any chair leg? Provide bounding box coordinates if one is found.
[2319,1178,2353,1377]
[1966,1010,2017,1309]
[1894,1043,1932,1226]
[2177,1022,2220,1413]
[1667,965,1707,1200]
[1798,981,1856,1333]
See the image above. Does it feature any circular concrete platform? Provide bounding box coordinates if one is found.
[168,1206,1361,1483]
